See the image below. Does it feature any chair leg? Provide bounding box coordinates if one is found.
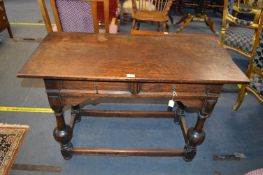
[204,16,216,34]
[132,19,136,30]
[232,85,247,111]
[168,13,173,24]
[162,22,168,32]
[7,24,13,38]
[174,14,189,26]
[156,22,160,31]
[136,22,140,30]
[176,15,193,33]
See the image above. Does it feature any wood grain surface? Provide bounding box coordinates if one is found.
[17,32,248,84]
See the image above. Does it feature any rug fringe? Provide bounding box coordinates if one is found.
[0,123,30,128]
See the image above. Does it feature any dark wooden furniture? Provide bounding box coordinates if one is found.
[0,0,13,37]
[17,33,248,161]
[175,0,223,33]
[131,0,173,32]
[176,0,223,13]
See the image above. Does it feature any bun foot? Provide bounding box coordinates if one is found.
[61,142,73,160]
[183,145,196,162]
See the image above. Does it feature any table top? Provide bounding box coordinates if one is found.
[17,32,248,84]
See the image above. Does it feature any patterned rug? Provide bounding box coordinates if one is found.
[0,124,29,175]
[245,168,263,175]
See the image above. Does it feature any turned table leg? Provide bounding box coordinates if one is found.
[184,98,217,161]
[174,101,186,124]
[72,105,81,123]
[53,107,73,159]
[45,80,73,160]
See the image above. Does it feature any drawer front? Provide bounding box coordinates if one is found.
[61,80,131,93]
[140,83,206,93]
[48,80,222,95]
[139,83,222,94]
[45,79,222,108]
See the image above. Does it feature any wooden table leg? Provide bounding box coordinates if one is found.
[174,101,188,144]
[69,105,81,130]
[184,97,217,161]
[174,101,185,124]
[45,80,73,160]
[72,105,81,123]
[53,108,73,160]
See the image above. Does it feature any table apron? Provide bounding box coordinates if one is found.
[44,79,223,110]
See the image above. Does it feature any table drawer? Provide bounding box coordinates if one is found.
[140,83,204,93]
[62,80,130,92]
[61,81,220,93]
[45,80,222,96]
[139,83,222,93]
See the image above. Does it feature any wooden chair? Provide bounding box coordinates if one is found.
[221,0,263,111]
[0,0,13,38]
[130,29,168,35]
[131,0,173,31]
[38,0,109,33]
